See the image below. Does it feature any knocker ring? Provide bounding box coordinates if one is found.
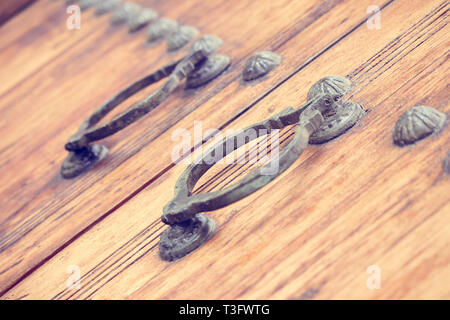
[61,49,210,179]
[159,93,345,261]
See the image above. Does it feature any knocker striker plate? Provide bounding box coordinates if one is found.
[159,93,339,261]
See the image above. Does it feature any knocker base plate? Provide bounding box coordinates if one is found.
[61,144,109,179]
[159,214,216,261]
[309,100,364,144]
[186,54,230,89]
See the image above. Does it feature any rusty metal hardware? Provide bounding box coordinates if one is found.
[61,49,210,179]
[159,93,340,261]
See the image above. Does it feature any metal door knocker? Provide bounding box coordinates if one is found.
[159,93,346,261]
[61,49,209,179]
[159,76,364,261]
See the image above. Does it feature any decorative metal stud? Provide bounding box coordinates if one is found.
[110,2,140,26]
[159,214,216,261]
[393,106,446,146]
[61,49,211,178]
[309,100,364,144]
[189,35,224,55]
[128,8,158,32]
[307,75,352,101]
[95,0,122,16]
[166,26,199,52]
[186,54,230,89]
[242,51,282,81]
[146,18,179,42]
[159,93,339,260]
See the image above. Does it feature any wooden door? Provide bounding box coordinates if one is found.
[0,0,448,299]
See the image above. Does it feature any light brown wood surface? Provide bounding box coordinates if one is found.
[0,0,36,25]
[0,0,449,299]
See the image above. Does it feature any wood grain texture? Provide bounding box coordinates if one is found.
[0,0,389,294]
[0,0,100,97]
[1,0,448,299]
[0,0,36,26]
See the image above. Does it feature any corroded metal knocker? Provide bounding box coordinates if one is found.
[159,93,344,261]
[61,49,209,179]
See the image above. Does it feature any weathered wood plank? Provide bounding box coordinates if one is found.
[3,0,448,299]
[0,0,36,26]
[0,0,386,293]
[0,0,100,97]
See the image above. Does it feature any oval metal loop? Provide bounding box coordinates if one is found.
[161,93,338,224]
[65,49,209,152]
[61,49,211,179]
